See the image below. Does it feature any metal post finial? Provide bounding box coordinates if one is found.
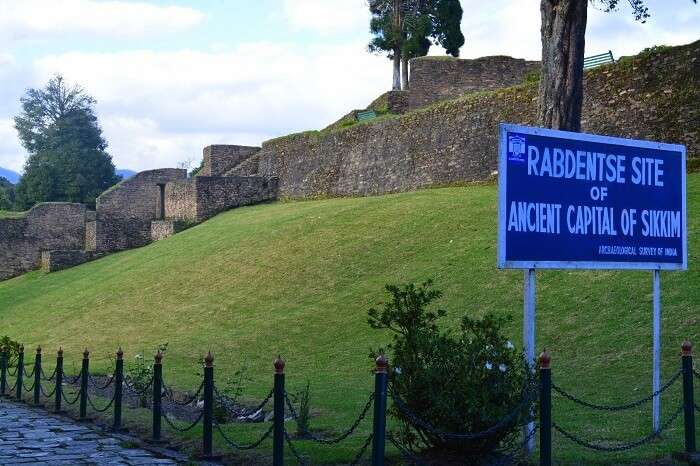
[57,347,63,357]
[375,354,388,373]
[154,350,163,364]
[116,347,123,360]
[274,355,285,374]
[36,346,41,354]
[83,348,90,359]
[19,344,24,353]
[204,351,214,367]
[682,341,693,357]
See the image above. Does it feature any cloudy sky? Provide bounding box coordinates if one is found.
[1,0,698,173]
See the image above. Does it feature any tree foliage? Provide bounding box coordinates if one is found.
[13,75,119,209]
[0,177,15,211]
[368,0,464,89]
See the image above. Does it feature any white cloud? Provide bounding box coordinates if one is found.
[0,0,204,41]
[29,41,390,171]
[282,0,370,34]
[1,0,697,174]
[0,119,25,173]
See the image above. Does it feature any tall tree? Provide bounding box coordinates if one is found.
[13,75,119,209]
[369,0,415,90]
[400,0,465,90]
[539,0,696,132]
[369,0,465,91]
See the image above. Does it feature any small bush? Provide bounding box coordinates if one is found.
[126,342,168,408]
[368,281,535,457]
[0,336,21,367]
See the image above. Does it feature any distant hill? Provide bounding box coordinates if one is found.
[0,167,20,184]
[116,169,136,180]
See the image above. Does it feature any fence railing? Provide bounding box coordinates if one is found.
[0,342,696,465]
[538,341,697,466]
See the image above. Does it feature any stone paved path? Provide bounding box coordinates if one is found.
[0,399,182,465]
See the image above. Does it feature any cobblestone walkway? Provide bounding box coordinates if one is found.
[0,399,182,465]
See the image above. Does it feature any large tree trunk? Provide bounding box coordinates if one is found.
[393,51,402,90]
[538,0,588,132]
[401,55,409,90]
[392,0,403,90]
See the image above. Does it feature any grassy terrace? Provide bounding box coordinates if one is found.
[0,176,698,464]
[0,210,25,219]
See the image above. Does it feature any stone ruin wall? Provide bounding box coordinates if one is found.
[2,41,698,281]
[199,145,261,177]
[407,55,540,110]
[0,203,87,280]
[231,40,699,199]
[94,168,187,252]
[165,175,278,222]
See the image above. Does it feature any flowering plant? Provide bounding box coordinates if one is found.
[368,282,535,456]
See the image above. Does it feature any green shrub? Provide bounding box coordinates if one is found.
[0,336,21,367]
[368,281,535,456]
[126,342,168,408]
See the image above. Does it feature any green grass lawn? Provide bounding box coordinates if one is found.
[0,210,25,219]
[1,175,699,464]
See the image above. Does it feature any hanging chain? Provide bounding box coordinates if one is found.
[391,388,535,440]
[162,411,204,432]
[284,429,309,465]
[553,403,684,452]
[86,391,116,413]
[552,370,682,411]
[212,419,274,450]
[284,391,374,444]
[162,379,204,406]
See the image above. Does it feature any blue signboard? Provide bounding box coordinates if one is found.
[498,123,687,270]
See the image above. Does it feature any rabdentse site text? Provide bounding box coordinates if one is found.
[506,145,681,239]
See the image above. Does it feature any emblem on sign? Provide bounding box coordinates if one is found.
[507,135,526,162]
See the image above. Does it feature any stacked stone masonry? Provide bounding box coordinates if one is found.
[1,41,698,281]
[165,175,278,222]
[0,203,87,280]
[231,41,699,198]
[95,169,187,252]
[407,55,539,110]
[200,145,261,176]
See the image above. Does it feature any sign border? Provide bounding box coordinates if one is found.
[497,123,688,271]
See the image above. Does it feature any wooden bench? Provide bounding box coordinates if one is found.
[356,110,377,122]
[583,51,614,70]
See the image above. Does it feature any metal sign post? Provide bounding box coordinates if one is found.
[652,269,661,432]
[497,123,688,455]
[523,268,536,453]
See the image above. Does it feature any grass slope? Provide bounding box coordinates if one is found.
[1,177,699,464]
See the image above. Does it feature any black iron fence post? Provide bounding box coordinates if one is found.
[16,345,24,402]
[0,347,7,397]
[371,354,388,466]
[682,341,696,453]
[202,351,215,459]
[273,356,285,466]
[33,346,41,405]
[54,348,63,413]
[151,350,163,442]
[79,348,89,421]
[113,347,124,431]
[539,350,552,466]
